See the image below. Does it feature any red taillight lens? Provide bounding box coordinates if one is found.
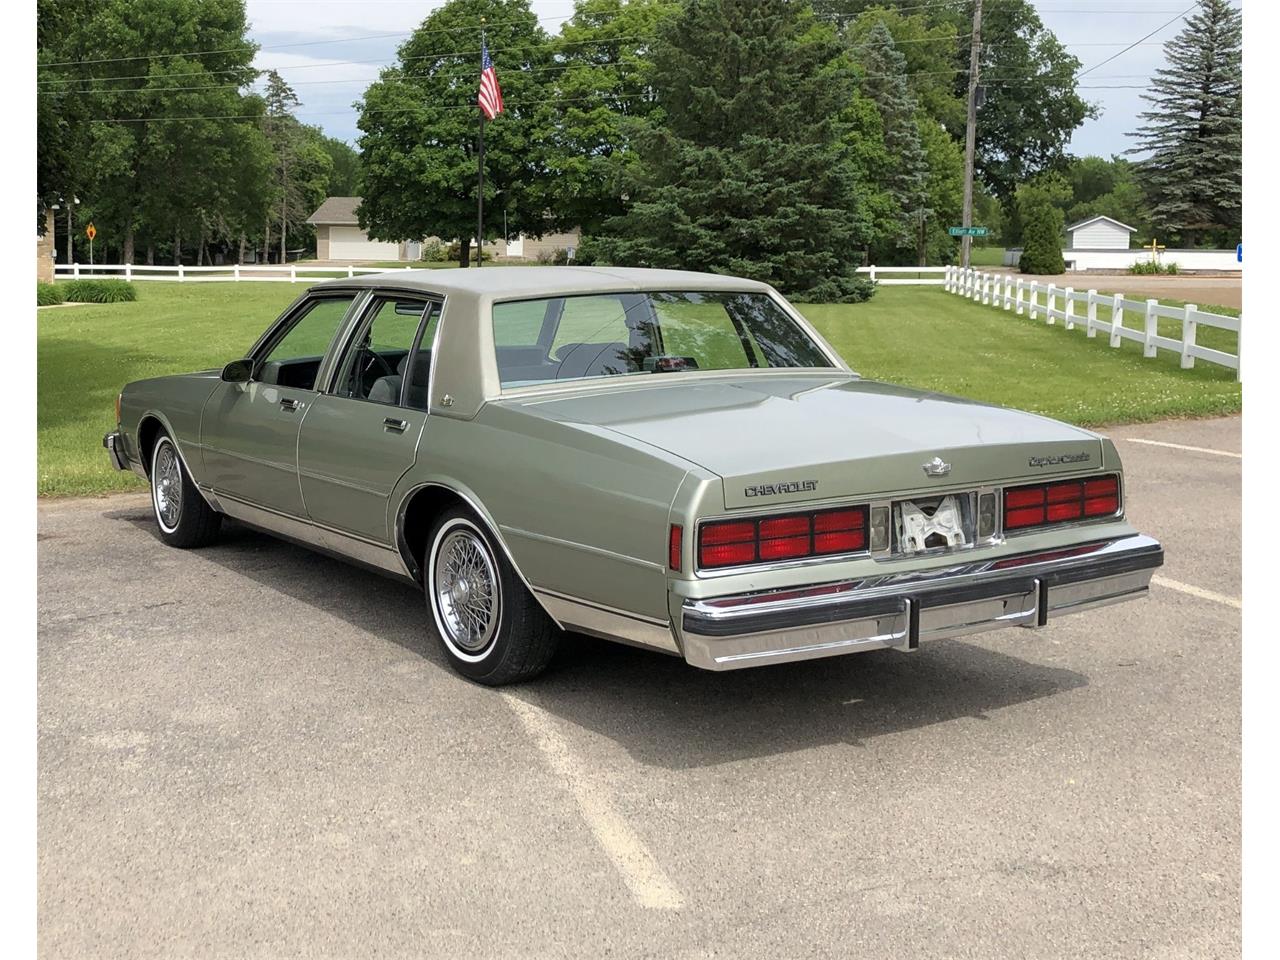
[1003,474,1121,531]
[668,524,683,571]
[697,506,869,570]
[758,514,811,561]
[698,519,757,568]
[813,508,866,554]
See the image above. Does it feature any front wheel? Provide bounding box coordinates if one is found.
[425,508,559,685]
[150,433,221,548]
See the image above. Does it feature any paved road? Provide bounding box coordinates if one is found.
[38,418,1241,959]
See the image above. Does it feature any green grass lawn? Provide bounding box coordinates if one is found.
[37,282,1241,498]
[967,246,1007,266]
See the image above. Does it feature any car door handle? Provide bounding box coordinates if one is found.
[383,417,409,433]
[280,397,304,411]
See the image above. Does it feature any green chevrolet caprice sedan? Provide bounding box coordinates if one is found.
[104,267,1162,685]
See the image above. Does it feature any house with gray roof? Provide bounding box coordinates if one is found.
[306,197,423,262]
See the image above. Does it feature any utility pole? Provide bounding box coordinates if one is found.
[280,148,288,265]
[961,0,983,269]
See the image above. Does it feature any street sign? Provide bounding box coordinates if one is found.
[1237,243,1242,263]
[948,226,988,237]
[85,223,96,241]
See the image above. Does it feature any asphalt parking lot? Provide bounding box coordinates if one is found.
[38,416,1241,959]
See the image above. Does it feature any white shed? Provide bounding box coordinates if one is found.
[1066,215,1135,250]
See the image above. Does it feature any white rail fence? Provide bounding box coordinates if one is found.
[944,266,1240,379]
[54,262,953,286]
[53,263,404,283]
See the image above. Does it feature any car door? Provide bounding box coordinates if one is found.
[296,294,441,544]
[201,292,360,517]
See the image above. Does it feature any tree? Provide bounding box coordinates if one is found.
[1062,156,1150,243]
[1016,174,1068,274]
[816,0,1091,208]
[595,0,874,302]
[318,135,362,195]
[357,0,556,267]
[39,0,266,263]
[855,22,930,265]
[841,5,964,133]
[547,0,679,235]
[1129,0,1241,247]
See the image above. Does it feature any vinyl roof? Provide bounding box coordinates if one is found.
[312,266,775,299]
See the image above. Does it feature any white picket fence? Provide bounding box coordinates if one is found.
[54,262,953,287]
[856,265,948,286]
[944,266,1241,379]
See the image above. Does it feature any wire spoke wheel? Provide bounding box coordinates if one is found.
[433,526,501,656]
[152,441,183,532]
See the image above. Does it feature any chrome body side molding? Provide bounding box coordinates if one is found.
[534,588,680,656]
[206,489,413,580]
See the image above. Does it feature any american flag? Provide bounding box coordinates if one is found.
[478,40,503,120]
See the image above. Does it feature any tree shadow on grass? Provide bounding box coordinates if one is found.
[107,504,1089,771]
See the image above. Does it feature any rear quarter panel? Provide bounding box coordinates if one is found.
[397,404,692,622]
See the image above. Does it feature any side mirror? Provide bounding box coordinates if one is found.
[221,359,254,383]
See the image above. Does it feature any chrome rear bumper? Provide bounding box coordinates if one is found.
[103,431,128,471]
[679,534,1163,671]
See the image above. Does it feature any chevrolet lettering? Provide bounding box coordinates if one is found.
[103,267,1163,685]
[744,480,819,498]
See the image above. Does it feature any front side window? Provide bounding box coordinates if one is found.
[256,295,355,389]
[333,297,440,408]
[491,291,832,387]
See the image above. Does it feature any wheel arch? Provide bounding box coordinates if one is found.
[393,480,565,629]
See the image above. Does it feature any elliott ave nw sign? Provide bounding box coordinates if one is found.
[948,226,989,237]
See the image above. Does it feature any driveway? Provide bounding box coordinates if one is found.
[38,417,1241,959]
[984,269,1241,310]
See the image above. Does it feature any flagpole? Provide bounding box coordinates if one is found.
[476,24,486,269]
[476,112,485,269]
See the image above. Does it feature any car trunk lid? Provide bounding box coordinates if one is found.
[508,374,1105,510]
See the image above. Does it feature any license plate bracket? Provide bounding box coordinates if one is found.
[895,492,976,555]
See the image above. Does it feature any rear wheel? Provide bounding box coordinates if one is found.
[150,433,221,548]
[425,508,559,685]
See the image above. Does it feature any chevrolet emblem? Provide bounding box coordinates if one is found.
[922,456,952,477]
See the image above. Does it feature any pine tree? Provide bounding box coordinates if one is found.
[855,22,930,265]
[1129,0,1241,247]
[595,0,873,302]
[1016,176,1068,275]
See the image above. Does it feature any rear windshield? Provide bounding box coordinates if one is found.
[491,290,833,388]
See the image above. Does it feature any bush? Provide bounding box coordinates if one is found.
[1017,202,1066,275]
[37,282,64,306]
[418,240,449,263]
[445,241,488,263]
[58,279,138,303]
[1128,260,1180,275]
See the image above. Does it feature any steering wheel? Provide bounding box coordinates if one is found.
[360,349,396,382]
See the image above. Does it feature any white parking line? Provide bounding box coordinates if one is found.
[1123,438,1242,459]
[501,693,685,911]
[1152,575,1242,610]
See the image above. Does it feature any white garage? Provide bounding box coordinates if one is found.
[307,197,411,262]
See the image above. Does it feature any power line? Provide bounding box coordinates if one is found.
[39,28,978,88]
[1075,3,1196,78]
[40,13,575,68]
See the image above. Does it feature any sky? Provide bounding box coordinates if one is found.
[245,0,1242,158]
